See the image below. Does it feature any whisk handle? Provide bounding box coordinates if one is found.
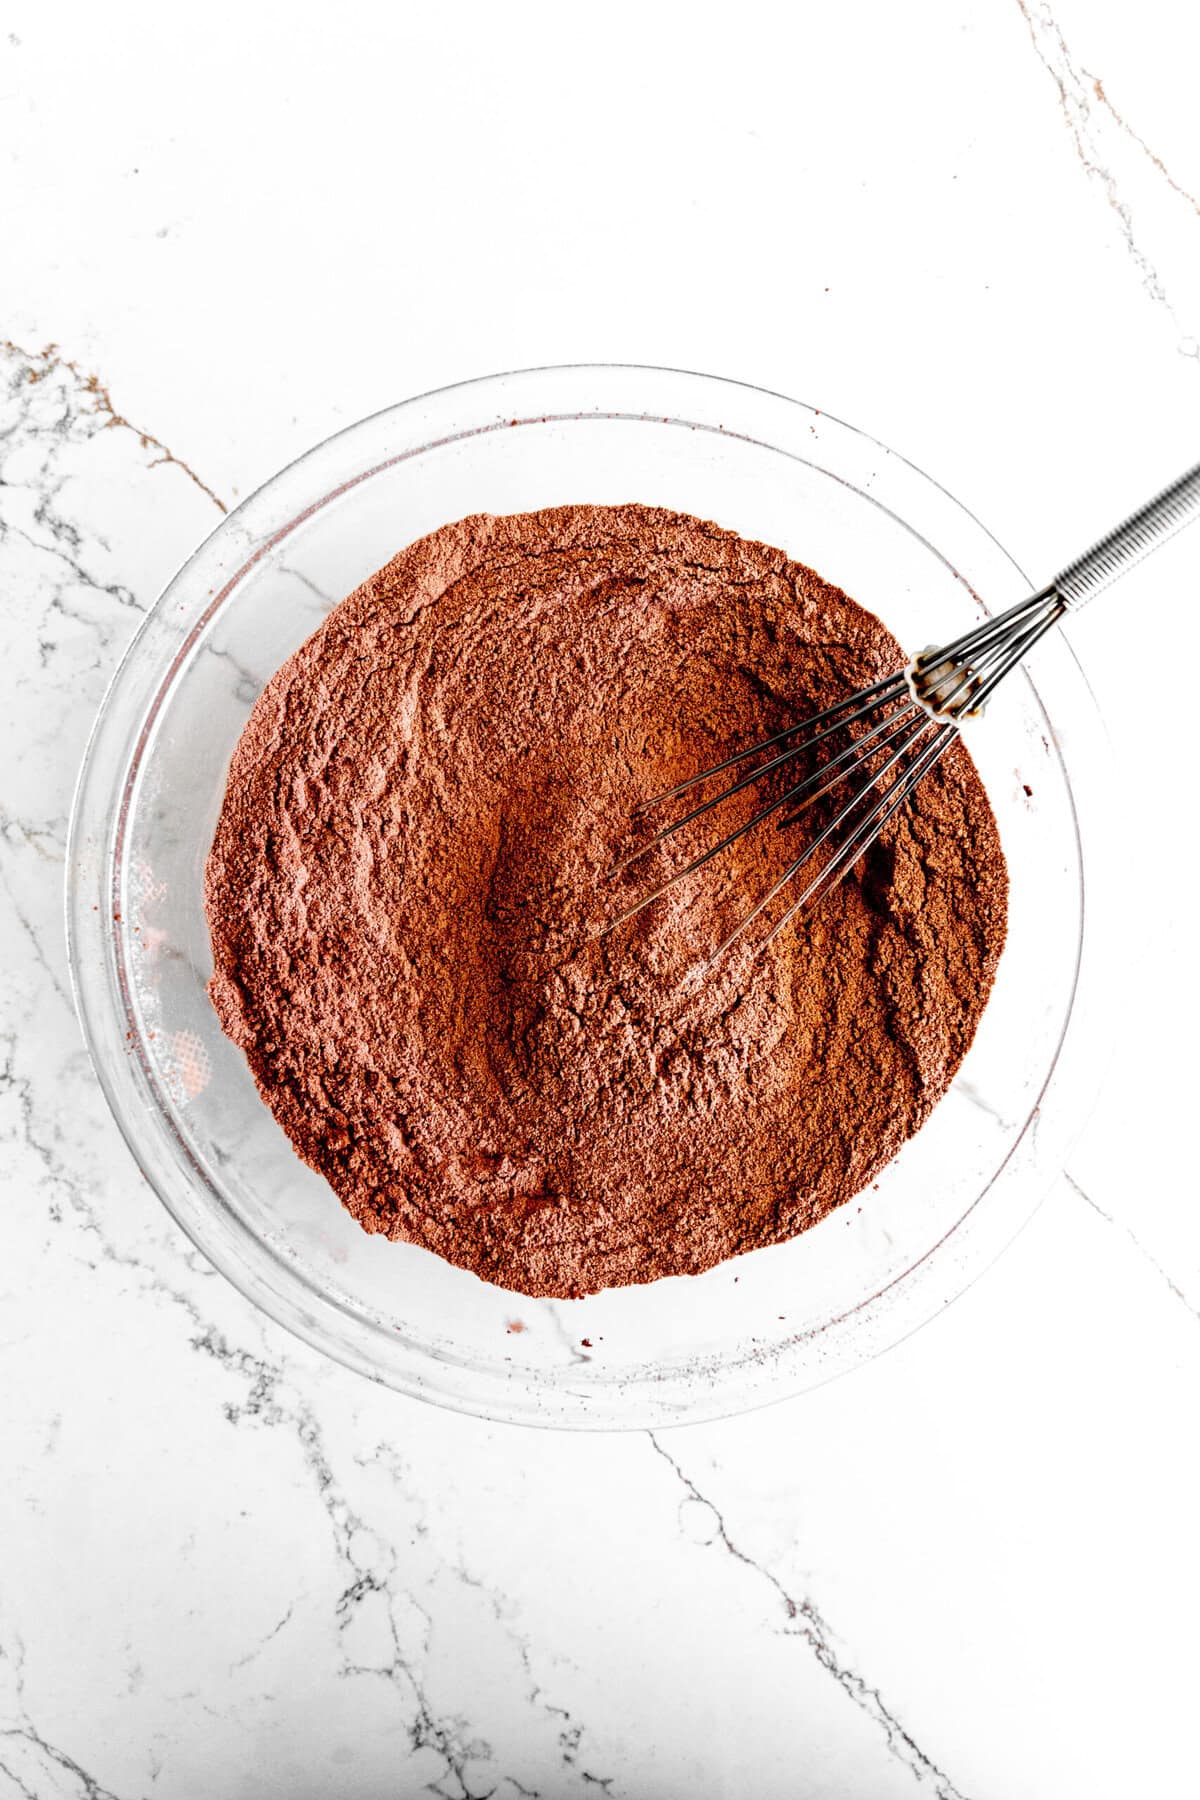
[1053,461,1200,609]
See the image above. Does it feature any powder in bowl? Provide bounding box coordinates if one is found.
[205,504,1007,1297]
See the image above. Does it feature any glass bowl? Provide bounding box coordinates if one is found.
[66,365,1111,1428]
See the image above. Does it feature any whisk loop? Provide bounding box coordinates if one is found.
[605,460,1200,960]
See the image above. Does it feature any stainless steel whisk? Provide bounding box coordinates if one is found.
[612,460,1200,961]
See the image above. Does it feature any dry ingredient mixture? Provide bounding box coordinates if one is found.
[206,505,1007,1297]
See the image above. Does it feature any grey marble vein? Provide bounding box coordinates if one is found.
[1083,73,1200,220]
[445,1556,616,1796]
[646,1434,973,1800]
[228,1601,298,1674]
[187,1331,517,1796]
[1,341,229,515]
[1064,1171,1199,1321]
[0,863,71,1009]
[0,1730,125,1800]
[956,1078,1016,1134]
[1,1636,125,1800]
[1015,0,1200,359]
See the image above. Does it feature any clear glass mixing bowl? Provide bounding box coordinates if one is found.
[66,365,1112,1428]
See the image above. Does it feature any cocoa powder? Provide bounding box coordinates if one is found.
[205,505,1007,1298]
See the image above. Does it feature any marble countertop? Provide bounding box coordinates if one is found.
[3,2,1198,1794]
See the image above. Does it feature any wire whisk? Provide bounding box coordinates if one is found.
[609,460,1200,962]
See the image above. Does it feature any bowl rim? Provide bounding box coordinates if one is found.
[65,362,1115,1428]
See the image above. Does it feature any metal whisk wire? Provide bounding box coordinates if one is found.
[608,460,1200,960]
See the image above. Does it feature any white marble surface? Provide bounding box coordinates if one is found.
[3,2,1199,1794]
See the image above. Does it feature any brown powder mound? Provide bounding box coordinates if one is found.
[205,504,1007,1298]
